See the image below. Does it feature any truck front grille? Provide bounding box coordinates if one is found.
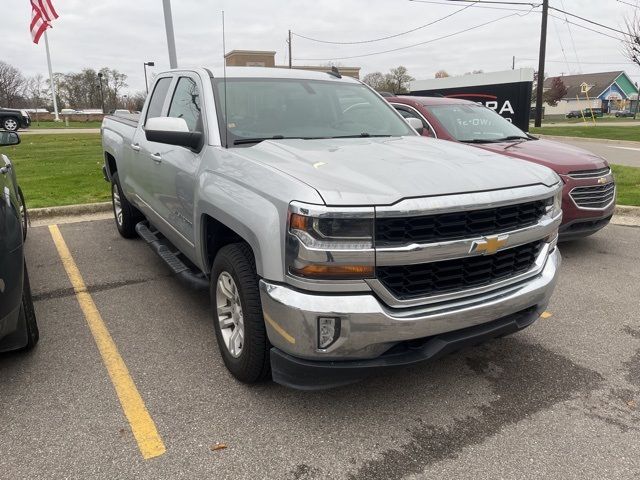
[376,241,542,300]
[375,201,546,246]
[567,167,611,179]
[570,183,615,209]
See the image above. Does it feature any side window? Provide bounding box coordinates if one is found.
[145,77,172,125]
[394,105,435,137]
[168,77,202,132]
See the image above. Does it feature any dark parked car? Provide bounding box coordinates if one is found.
[614,109,634,118]
[582,108,603,118]
[388,96,615,240]
[0,131,38,352]
[566,110,582,118]
[0,108,31,131]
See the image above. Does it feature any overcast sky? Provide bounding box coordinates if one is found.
[4,0,639,94]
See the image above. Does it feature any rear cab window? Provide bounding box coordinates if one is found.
[145,77,173,125]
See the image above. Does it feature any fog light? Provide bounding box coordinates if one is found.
[318,317,341,349]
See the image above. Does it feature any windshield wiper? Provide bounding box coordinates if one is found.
[493,135,530,142]
[329,133,392,139]
[233,135,289,145]
[459,139,497,144]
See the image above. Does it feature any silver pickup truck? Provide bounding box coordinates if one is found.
[101,67,562,389]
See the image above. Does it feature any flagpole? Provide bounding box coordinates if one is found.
[162,0,178,69]
[43,30,60,121]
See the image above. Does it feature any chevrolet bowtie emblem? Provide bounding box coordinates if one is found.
[471,234,509,255]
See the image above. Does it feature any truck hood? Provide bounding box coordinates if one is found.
[234,136,558,205]
[475,138,609,175]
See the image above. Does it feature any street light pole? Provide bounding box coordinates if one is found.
[635,82,640,120]
[534,0,549,128]
[97,72,105,114]
[143,61,155,94]
[162,0,178,69]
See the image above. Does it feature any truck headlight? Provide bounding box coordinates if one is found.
[545,186,562,218]
[286,202,374,280]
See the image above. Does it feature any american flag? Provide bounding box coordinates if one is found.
[31,0,59,44]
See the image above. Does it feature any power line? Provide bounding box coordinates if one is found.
[294,8,535,61]
[548,5,633,37]
[547,13,623,41]
[410,0,540,12]
[551,15,571,73]
[516,58,636,65]
[616,0,639,8]
[292,1,480,45]
[443,0,539,5]
[559,0,582,73]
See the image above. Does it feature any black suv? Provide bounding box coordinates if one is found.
[0,131,38,352]
[0,108,31,131]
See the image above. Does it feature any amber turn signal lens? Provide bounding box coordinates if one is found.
[291,264,374,280]
[289,213,309,231]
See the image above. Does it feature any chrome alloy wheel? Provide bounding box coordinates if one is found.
[216,272,244,358]
[4,118,18,131]
[112,182,123,226]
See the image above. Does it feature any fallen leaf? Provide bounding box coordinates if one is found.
[627,400,637,409]
[211,442,227,451]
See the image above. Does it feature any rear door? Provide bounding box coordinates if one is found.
[0,152,24,333]
[131,76,175,221]
[152,74,205,252]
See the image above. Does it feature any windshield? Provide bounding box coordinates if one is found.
[212,78,414,146]
[427,104,528,143]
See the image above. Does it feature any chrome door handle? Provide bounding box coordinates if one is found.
[150,153,162,163]
[131,143,141,152]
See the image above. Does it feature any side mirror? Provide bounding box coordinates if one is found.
[0,131,20,146]
[144,117,203,151]
[406,117,425,135]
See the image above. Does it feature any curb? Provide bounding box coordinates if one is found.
[27,201,640,220]
[29,201,112,219]
[534,134,640,147]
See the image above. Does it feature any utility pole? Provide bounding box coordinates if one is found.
[162,0,178,69]
[534,0,549,128]
[288,30,292,69]
[512,56,515,70]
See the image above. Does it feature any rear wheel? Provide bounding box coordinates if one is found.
[2,117,19,131]
[111,171,142,238]
[211,243,271,383]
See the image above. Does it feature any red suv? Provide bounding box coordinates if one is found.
[388,96,615,240]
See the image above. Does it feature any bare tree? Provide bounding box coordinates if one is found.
[362,72,387,91]
[388,66,414,94]
[0,61,27,107]
[623,12,639,67]
[25,74,49,109]
[543,77,568,107]
[434,70,450,78]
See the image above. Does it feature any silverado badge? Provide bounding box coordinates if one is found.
[470,234,509,255]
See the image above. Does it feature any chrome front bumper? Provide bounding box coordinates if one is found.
[260,247,561,361]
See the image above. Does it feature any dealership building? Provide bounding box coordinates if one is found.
[541,71,638,115]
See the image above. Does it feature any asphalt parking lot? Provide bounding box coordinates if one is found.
[2,218,640,479]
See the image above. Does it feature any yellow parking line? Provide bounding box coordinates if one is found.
[48,225,166,460]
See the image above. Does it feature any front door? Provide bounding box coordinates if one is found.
[152,75,204,252]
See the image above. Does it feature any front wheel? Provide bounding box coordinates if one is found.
[111,171,142,238]
[211,243,271,383]
[2,117,19,131]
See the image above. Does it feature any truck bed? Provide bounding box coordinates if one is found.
[105,113,140,128]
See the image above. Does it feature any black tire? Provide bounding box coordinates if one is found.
[210,243,271,383]
[18,264,39,351]
[111,171,142,238]
[2,117,19,132]
[18,187,28,242]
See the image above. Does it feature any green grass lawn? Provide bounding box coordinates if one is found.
[530,126,640,142]
[3,132,639,209]
[540,116,638,125]
[27,120,103,129]
[6,133,109,208]
[612,165,640,207]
